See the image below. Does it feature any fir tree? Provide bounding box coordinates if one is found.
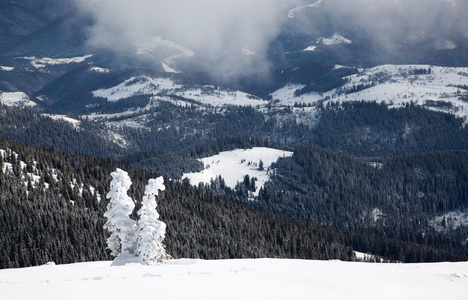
[136,176,170,264]
[103,168,137,257]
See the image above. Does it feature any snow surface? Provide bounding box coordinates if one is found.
[303,45,317,52]
[318,33,353,46]
[93,76,177,102]
[93,76,268,107]
[136,36,194,73]
[430,209,468,233]
[288,0,323,18]
[19,55,92,68]
[0,66,14,71]
[0,92,36,108]
[1,259,467,300]
[271,64,468,124]
[182,148,293,197]
[88,66,110,73]
[41,114,81,128]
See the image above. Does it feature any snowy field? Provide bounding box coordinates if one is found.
[272,64,468,124]
[41,114,81,128]
[1,259,467,300]
[0,92,36,108]
[182,147,293,197]
[19,55,93,69]
[93,76,267,107]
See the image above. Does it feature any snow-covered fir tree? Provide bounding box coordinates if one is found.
[104,168,137,257]
[136,176,170,264]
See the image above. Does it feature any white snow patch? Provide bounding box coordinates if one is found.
[242,47,256,56]
[93,76,267,107]
[161,61,178,73]
[19,55,93,68]
[0,66,14,71]
[303,45,317,52]
[182,147,293,198]
[354,251,385,262]
[430,209,468,232]
[270,84,322,106]
[93,76,177,102]
[288,0,323,18]
[41,114,81,128]
[435,39,457,50]
[1,259,467,300]
[371,208,384,222]
[137,36,194,58]
[0,92,36,108]
[88,66,110,73]
[136,36,194,73]
[177,87,267,107]
[334,64,352,70]
[318,33,352,46]
[89,185,101,203]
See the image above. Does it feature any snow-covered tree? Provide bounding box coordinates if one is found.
[104,168,137,257]
[136,176,169,264]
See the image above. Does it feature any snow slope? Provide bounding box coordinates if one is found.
[1,259,467,300]
[0,92,36,108]
[93,76,268,107]
[41,114,81,128]
[272,64,468,124]
[288,0,323,18]
[182,147,293,197]
[318,33,352,45]
[19,55,93,68]
[136,36,195,73]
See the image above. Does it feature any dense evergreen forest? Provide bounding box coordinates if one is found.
[0,140,353,269]
[1,100,468,268]
[256,146,468,262]
[2,101,468,177]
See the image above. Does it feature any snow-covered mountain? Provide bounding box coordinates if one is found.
[1,259,467,300]
[271,64,468,125]
[92,76,267,107]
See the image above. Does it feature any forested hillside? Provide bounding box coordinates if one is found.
[0,140,353,269]
[256,146,468,262]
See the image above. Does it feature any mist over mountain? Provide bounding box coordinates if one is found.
[72,0,468,79]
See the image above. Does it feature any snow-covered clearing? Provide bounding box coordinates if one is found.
[302,33,352,52]
[0,66,14,71]
[182,148,293,197]
[88,66,111,73]
[41,114,81,128]
[318,33,353,45]
[1,259,467,300]
[0,92,36,108]
[92,76,267,107]
[430,209,468,233]
[272,64,468,124]
[19,55,93,68]
[303,45,317,52]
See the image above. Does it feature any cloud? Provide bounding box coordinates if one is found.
[74,0,295,78]
[296,0,468,49]
[74,0,468,78]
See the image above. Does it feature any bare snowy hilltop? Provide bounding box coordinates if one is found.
[2,259,468,300]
